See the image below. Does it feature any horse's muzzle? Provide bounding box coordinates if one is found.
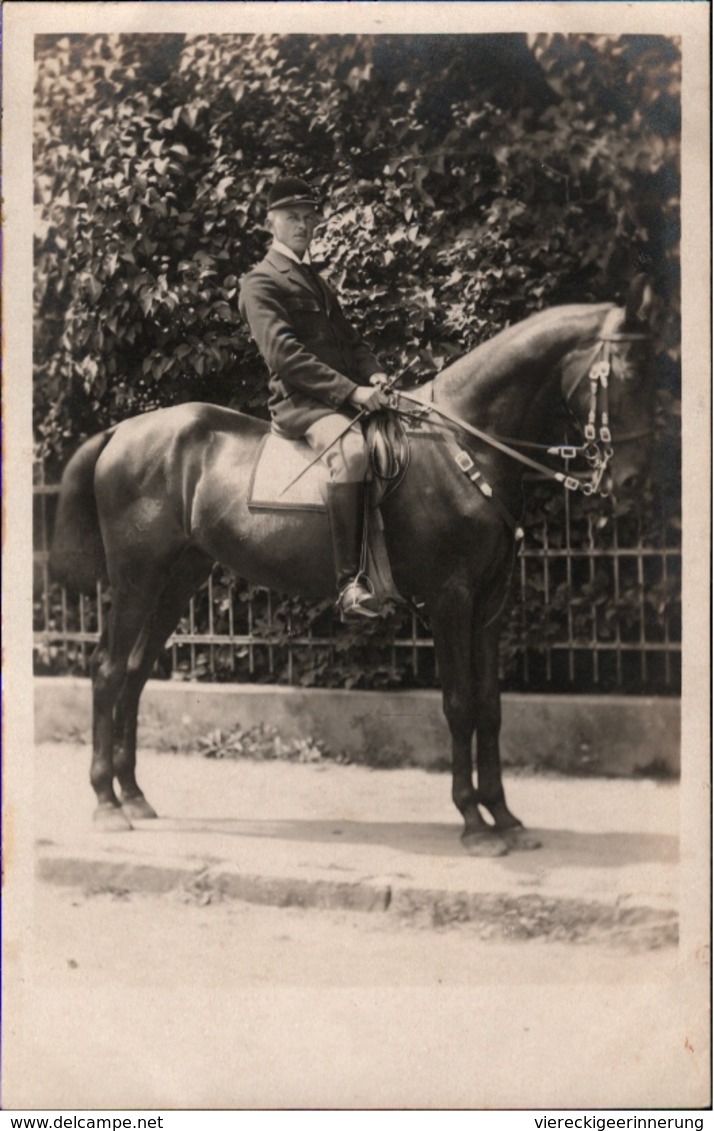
[607,433,653,507]
[614,468,647,497]
[606,465,649,514]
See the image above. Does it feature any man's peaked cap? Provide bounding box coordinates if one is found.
[267,176,320,212]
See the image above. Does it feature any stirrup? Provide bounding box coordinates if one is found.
[336,574,380,621]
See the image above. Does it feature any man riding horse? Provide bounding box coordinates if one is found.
[238,175,390,621]
[50,207,655,839]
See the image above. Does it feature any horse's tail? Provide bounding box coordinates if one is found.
[49,429,116,595]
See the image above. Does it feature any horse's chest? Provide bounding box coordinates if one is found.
[384,485,506,592]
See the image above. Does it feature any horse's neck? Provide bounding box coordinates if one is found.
[433,304,612,438]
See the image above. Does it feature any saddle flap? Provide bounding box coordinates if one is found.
[247,428,403,601]
[248,433,328,511]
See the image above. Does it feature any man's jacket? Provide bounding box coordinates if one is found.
[238,246,383,438]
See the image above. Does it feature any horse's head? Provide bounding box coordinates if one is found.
[561,276,656,506]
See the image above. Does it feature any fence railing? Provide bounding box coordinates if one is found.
[33,464,681,695]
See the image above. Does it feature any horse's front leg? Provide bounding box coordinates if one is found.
[429,584,508,857]
[471,610,541,851]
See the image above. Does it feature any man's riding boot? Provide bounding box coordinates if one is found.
[326,482,380,620]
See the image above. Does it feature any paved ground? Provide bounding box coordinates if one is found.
[32,743,680,945]
[3,744,709,1110]
[4,881,693,1110]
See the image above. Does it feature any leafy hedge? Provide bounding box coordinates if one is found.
[33,32,681,691]
[34,32,680,459]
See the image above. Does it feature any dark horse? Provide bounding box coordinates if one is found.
[50,277,655,855]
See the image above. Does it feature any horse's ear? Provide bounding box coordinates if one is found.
[624,273,655,325]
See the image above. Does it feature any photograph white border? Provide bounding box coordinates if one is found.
[3,1,710,1113]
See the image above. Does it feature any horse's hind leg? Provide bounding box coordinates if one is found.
[111,635,161,821]
[89,628,124,824]
[113,549,214,821]
[91,565,172,831]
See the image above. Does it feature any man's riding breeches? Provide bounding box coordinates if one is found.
[304,413,369,483]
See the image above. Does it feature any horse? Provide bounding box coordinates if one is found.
[49,276,655,855]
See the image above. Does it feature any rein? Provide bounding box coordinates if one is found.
[395,314,651,502]
[398,390,585,493]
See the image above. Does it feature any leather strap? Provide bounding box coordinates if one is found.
[437,427,524,540]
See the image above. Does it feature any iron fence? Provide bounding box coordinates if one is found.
[33,462,681,695]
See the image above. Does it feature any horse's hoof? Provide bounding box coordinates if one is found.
[122,796,158,821]
[501,826,542,852]
[93,805,133,832]
[461,829,509,857]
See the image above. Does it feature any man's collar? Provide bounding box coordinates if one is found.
[270,239,312,266]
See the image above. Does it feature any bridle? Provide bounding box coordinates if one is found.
[379,308,653,625]
[560,309,652,496]
[394,308,652,502]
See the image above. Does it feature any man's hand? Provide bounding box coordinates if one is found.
[349,385,389,413]
[369,372,389,389]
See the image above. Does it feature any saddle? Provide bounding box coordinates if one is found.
[247,412,413,601]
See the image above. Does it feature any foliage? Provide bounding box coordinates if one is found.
[34,31,680,465]
[199,722,333,764]
[33,33,681,692]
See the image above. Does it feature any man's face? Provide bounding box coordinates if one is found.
[268,204,318,257]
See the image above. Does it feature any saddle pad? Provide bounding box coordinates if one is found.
[248,433,328,511]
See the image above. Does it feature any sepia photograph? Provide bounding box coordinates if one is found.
[3,0,710,1116]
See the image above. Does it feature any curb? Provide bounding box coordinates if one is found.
[37,848,679,949]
